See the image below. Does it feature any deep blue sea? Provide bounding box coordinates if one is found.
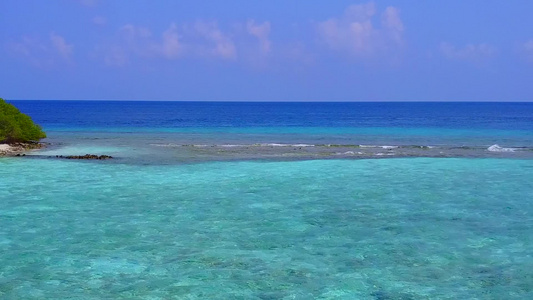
[1,101,532,299]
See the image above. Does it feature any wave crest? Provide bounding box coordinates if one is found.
[487,144,516,152]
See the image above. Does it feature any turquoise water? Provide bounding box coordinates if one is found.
[1,158,532,299]
[3,101,533,298]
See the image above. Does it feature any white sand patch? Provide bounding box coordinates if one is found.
[0,144,13,151]
[0,144,18,155]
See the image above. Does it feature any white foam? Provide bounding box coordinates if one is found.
[337,151,364,155]
[375,153,395,156]
[260,143,315,147]
[487,144,516,152]
[220,144,245,148]
[359,145,398,149]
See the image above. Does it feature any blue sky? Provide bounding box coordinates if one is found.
[1,0,533,101]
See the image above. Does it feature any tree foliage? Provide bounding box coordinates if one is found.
[0,98,46,143]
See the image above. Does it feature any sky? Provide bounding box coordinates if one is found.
[1,0,533,101]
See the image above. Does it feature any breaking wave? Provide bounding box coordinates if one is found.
[487,144,516,152]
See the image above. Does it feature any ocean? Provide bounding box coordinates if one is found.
[1,101,532,299]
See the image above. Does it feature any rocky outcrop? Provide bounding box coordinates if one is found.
[54,154,113,160]
[0,142,45,156]
[0,143,113,160]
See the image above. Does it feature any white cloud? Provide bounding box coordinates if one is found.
[381,7,404,44]
[192,21,236,59]
[317,2,404,56]
[246,20,272,54]
[440,42,496,62]
[102,21,241,66]
[98,19,320,69]
[50,33,74,59]
[151,23,182,59]
[6,33,73,67]
[114,23,182,60]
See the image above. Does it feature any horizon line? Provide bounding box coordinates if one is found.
[6,99,533,103]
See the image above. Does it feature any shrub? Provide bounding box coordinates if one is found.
[0,98,46,143]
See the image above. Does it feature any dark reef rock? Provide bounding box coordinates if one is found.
[12,141,46,150]
[55,154,113,160]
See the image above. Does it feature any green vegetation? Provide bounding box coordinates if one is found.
[0,98,46,143]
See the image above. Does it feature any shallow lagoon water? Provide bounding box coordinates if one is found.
[2,101,533,298]
[1,157,532,299]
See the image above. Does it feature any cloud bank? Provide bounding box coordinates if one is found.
[6,33,73,68]
[317,3,405,57]
[246,20,272,55]
[102,19,274,67]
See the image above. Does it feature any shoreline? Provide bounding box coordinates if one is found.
[0,142,45,157]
